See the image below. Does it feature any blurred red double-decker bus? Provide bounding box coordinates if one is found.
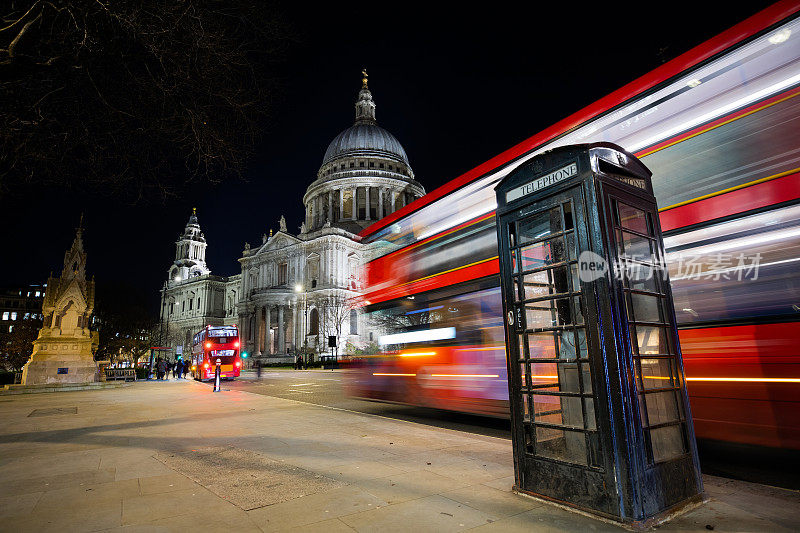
[191,325,241,381]
[349,2,800,451]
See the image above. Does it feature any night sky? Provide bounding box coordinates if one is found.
[0,1,775,313]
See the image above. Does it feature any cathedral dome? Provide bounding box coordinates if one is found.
[303,71,425,235]
[322,123,409,166]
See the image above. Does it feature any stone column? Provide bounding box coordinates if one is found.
[265,306,272,355]
[293,303,300,350]
[328,191,333,223]
[339,189,344,220]
[278,305,286,354]
[365,187,371,220]
[255,307,263,355]
[391,189,396,212]
[378,188,384,219]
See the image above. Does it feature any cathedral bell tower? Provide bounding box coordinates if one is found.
[169,208,210,282]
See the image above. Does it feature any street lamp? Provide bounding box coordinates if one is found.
[295,284,308,354]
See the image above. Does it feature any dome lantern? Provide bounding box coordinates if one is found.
[355,68,376,125]
[304,70,425,234]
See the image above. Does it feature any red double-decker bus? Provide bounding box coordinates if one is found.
[349,2,800,451]
[191,325,242,381]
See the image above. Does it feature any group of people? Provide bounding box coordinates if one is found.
[154,357,190,380]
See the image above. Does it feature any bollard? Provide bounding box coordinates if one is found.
[213,358,221,392]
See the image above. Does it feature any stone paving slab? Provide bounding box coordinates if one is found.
[0,380,796,532]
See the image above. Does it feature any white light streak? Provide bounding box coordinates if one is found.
[379,327,456,346]
[628,72,800,152]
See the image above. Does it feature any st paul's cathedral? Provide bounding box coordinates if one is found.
[159,73,425,362]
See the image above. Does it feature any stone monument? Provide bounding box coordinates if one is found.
[21,221,99,385]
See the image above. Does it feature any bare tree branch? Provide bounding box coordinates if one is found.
[0,0,293,202]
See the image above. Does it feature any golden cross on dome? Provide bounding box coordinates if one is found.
[362,68,368,89]
[192,207,197,216]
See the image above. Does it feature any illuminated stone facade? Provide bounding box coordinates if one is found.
[160,75,423,362]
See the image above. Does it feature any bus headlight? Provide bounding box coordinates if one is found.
[235,361,241,367]
[203,363,209,369]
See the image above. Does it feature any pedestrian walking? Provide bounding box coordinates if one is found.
[156,357,166,380]
[256,362,262,380]
[297,355,304,370]
[175,359,183,379]
[182,361,189,379]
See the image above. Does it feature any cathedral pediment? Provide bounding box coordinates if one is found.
[254,231,301,255]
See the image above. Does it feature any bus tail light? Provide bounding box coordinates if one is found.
[204,363,209,369]
[205,342,212,349]
[234,341,240,347]
[235,361,241,367]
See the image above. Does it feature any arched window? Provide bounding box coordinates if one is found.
[309,308,319,335]
[350,309,358,335]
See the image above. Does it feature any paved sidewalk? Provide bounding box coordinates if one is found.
[0,380,797,532]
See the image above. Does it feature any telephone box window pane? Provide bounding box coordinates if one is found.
[573,296,585,325]
[584,398,597,430]
[523,267,569,299]
[522,270,552,300]
[518,208,562,245]
[535,427,588,465]
[560,330,583,360]
[552,266,570,294]
[528,332,556,359]
[581,363,593,393]
[649,425,686,463]
[518,335,527,360]
[520,362,529,388]
[554,298,573,326]
[633,325,669,354]
[540,362,581,393]
[530,362,559,388]
[628,293,663,323]
[639,358,675,390]
[533,395,584,428]
[526,303,556,329]
[520,237,568,271]
[563,201,574,230]
[526,298,579,329]
[510,249,518,274]
[626,263,659,293]
[522,393,530,421]
[617,203,650,235]
[617,230,653,259]
[642,390,681,426]
[570,263,581,292]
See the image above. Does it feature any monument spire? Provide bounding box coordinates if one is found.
[22,226,98,385]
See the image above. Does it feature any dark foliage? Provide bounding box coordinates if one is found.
[0,0,291,201]
[94,280,155,364]
[0,317,41,370]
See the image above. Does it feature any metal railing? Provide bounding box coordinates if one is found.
[104,368,137,382]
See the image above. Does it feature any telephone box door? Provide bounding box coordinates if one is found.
[497,184,617,514]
